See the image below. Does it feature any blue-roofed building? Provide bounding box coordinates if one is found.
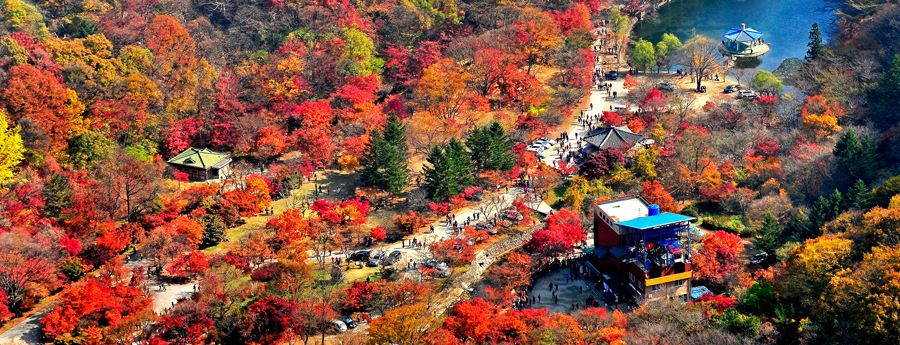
[587,195,697,305]
[720,23,770,57]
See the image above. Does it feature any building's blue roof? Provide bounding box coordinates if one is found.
[724,27,762,42]
[615,212,695,230]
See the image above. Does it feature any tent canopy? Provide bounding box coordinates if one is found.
[724,26,762,42]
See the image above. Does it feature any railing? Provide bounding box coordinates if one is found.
[431,224,541,315]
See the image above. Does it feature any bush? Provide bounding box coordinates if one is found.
[702,214,750,236]
[742,280,776,316]
[209,201,242,228]
[716,310,762,336]
[391,211,425,237]
[59,257,87,281]
[198,214,227,249]
[251,265,277,282]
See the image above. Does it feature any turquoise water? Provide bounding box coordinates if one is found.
[633,0,839,71]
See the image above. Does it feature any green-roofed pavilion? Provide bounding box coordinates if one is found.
[167,148,232,181]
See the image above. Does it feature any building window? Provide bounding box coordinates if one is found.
[629,272,635,282]
[680,294,689,303]
[651,285,661,292]
[674,279,685,287]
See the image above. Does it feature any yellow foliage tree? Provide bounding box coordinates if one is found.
[863,206,900,246]
[245,175,272,210]
[0,112,25,186]
[777,236,852,313]
[816,245,900,344]
[367,303,435,345]
[412,58,486,125]
[338,154,360,171]
[802,114,841,139]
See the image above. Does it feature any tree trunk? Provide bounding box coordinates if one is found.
[696,72,702,91]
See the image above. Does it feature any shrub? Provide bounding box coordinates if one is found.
[251,265,278,282]
[392,211,425,237]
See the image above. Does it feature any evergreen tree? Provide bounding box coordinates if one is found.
[467,122,515,172]
[486,122,515,171]
[809,190,845,235]
[423,145,455,201]
[467,126,490,171]
[753,213,783,263]
[43,172,71,219]
[360,128,409,195]
[875,54,900,123]
[833,129,878,188]
[380,144,409,195]
[382,113,408,159]
[446,137,474,188]
[360,129,386,188]
[846,179,871,210]
[805,23,824,61]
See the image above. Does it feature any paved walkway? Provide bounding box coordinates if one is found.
[309,186,530,268]
[0,252,197,344]
[524,269,603,314]
[540,43,628,168]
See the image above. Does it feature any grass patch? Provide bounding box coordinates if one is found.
[549,179,570,208]
[702,213,751,236]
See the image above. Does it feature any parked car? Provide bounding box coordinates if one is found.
[349,250,371,262]
[537,137,557,145]
[535,151,548,159]
[525,143,547,152]
[608,70,618,80]
[750,252,768,265]
[657,81,677,91]
[501,209,524,221]
[367,251,385,267]
[331,320,348,333]
[342,317,358,329]
[737,89,759,99]
[422,259,451,277]
[723,84,742,93]
[475,222,494,231]
[611,104,629,112]
[382,250,403,266]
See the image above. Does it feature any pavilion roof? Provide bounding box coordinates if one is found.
[724,26,762,42]
[167,148,230,170]
[583,126,644,151]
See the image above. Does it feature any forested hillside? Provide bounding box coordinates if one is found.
[1,0,900,344]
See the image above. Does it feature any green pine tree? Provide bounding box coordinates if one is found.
[485,122,515,171]
[753,213,783,261]
[360,128,409,195]
[43,172,71,219]
[833,129,878,188]
[809,190,845,237]
[846,179,871,210]
[446,137,474,188]
[876,54,900,123]
[805,23,824,61]
[467,126,491,171]
[468,122,515,172]
[382,113,408,159]
[360,128,386,188]
[381,143,409,195]
[423,145,455,201]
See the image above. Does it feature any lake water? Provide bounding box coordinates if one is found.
[633,0,840,71]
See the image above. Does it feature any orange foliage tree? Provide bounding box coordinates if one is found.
[692,231,744,284]
[1,64,84,152]
[488,251,533,291]
[41,258,152,343]
[640,180,681,213]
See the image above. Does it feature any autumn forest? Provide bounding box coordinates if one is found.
[0,0,899,344]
